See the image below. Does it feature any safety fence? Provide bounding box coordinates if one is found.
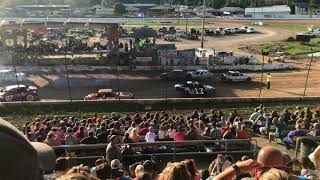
[52,139,258,167]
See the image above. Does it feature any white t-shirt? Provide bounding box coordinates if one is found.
[166,129,176,139]
[145,132,156,142]
[158,130,165,139]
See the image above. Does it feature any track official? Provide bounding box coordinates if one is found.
[267,73,271,89]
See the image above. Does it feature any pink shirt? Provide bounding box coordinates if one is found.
[174,132,185,141]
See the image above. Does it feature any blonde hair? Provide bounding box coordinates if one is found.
[159,162,192,180]
[259,168,290,180]
[135,164,144,178]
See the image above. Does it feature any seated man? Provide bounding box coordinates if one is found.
[268,117,286,143]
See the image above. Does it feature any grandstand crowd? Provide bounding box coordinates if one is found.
[2,104,320,179]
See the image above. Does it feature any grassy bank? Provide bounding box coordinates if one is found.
[2,99,320,127]
[263,23,308,31]
[249,38,320,55]
[124,20,203,27]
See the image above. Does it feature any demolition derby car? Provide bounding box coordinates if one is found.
[174,81,215,95]
[84,89,134,100]
[220,71,252,82]
[0,85,39,102]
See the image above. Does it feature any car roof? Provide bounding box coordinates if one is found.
[5,85,26,90]
[98,89,113,93]
[172,69,183,72]
[187,81,199,84]
[0,70,12,73]
[228,71,240,74]
[195,69,209,72]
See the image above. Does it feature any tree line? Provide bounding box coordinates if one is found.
[1,0,319,8]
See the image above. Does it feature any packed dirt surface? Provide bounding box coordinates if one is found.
[2,19,320,100]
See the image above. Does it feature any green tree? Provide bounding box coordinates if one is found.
[114,2,126,15]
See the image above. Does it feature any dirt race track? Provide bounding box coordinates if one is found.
[2,19,320,100]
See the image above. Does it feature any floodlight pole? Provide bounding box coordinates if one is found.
[259,49,265,101]
[303,48,313,97]
[64,37,72,102]
[165,48,168,101]
[201,0,206,48]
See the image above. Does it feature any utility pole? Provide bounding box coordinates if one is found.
[201,0,206,48]
[303,48,313,97]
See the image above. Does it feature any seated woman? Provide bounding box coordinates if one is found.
[223,125,236,140]
[129,128,140,143]
[283,123,307,149]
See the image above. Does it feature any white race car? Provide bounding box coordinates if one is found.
[188,69,210,80]
[221,71,252,82]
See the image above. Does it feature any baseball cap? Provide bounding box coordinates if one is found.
[0,118,56,180]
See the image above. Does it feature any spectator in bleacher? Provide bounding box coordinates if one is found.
[313,107,320,121]
[106,135,122,164]
[159,162,191,180]
[123,132,134,143]
[145,127,156,142]
[95,163,112,180]
[300,156,320,179]
[44,132,58,146]
[269,117,287,143]
[253,112,267,133]
[228,110,239,123]
[58,165,99,180]
[130,128,140,142]
[111,159,131,179]
[157,125,165,141]
[234,117,244,131]
[280,108,292,124]
[284,124,307,149]
[182,159,201,180]
[174,126,185,141]
[236,125,252,139]
[74,126,88,142]
[223,125,236,139]
[65,127,78,145]
[80,131,98,144]
[186,124,199,140]
[90,159,104,177]
[140,122,150,136]
[248,108,261,125]
[134,164,145,180]
[214,146,285,180]
[259,115,273,136]
[221,121,231,135]
[97,126,108,143]
[166,124,176,140]
[210,123,222,140]
[34,127,47,142]
[143,160,158,180]
[127,122,139,136]
[309,146,320,171]
[308,123,320,137]
[132,113,143,124]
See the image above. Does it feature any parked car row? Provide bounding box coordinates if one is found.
[204,26,255,36]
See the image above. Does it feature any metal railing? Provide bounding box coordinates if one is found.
[295,136,320,159]
[52,139,258,162]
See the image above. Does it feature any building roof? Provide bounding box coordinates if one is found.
[219,7,244,13]
[16,5,71,9]
[125,6,140,11]
[245,5,291,13]
[149,5,173,10]
[124,3,158,8]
